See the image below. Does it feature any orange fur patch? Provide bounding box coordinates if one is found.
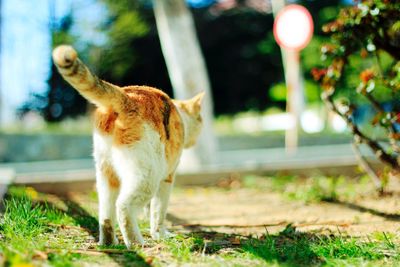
[112,86,182,148]
[108,175,120,189]
[164,174,174,183]
[164,108,184,167]
[94,108,118,134]
[114,117,143,145]
[94,85,185,170]
[101,162,120,189]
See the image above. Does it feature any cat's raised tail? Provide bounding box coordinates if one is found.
[52,45,125,109]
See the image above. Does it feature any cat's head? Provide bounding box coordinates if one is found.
[173,92,205,148]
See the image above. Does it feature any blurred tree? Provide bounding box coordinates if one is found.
[94,1,285,114]
[314,0,400,187]
[92,0,151,83]
[98,0,334,113]
[152,0,217,164]
[0,0,2,126]
[96,0,217,164]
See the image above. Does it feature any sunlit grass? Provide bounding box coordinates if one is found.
[1,182,400,266]
[239,225,399,266]
[0,188,75,265]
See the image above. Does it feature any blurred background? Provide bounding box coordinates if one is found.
[0,0,370,169]
[2,2,400,265]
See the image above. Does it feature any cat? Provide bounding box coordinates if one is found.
[52,45,204,248]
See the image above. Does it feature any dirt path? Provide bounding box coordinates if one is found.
[166,177,400,237]
[66,175,400,239]
[16,176,399,266]
[4,177,400,266]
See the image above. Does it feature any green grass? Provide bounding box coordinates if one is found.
[0,188,76,266]
[1,185,399,266]
[234,225,399,266]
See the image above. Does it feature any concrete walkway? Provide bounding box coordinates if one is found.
[0,143,379,191]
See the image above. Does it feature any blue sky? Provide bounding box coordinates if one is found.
[0,0,105,124]
[2,0,52,123]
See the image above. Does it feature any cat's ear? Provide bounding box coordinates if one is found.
[191,91,205,112]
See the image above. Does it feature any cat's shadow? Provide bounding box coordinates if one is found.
[166,212,322,266]
[23,194,150,267]
[178,226,324,267]
[60,196,100,237]
[60,196,150,267]
[166,205,400,267]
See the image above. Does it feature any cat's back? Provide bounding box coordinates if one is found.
[94,85,171,134]
[123,85,169,101]
[119,85,178,142]
[93,85,184,168]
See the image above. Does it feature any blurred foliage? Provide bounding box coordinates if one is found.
[87,1,174,98]
[92,0,150,82]
[269,80,320,103]
[314,0,400,171]
[90,0,344,115]
[90,2,284,114]
[198,10,282,113]
[19,0,346,121]
[18,14,87,122]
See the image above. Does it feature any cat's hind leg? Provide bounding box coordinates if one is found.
[96,161,120,246]
[143,203,150,220]
[112,125,168,247]
[115,176,156,248]
[150,173,175,240]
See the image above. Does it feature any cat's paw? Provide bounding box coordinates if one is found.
[163,229,176,239]
[150,231,161,241]
[99,220,118,246]
[98,235,118,246]
[137,236,145,247]
[124,238,145,249]
[151,228,175,240]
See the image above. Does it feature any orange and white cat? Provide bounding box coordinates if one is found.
[52,45,204,248]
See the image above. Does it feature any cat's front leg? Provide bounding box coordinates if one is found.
[150,175,174,240]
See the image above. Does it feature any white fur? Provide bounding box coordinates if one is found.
[94,101,202,248]
[93,130,119,245]
[94,123,175,248]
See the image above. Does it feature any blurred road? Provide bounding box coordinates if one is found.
[1,143,378,190]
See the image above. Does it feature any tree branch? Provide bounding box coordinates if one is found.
[351,142,383,192]
[321,90,400,171]
[364,93,400,153]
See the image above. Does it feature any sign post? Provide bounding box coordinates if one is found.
[273,4,313,154]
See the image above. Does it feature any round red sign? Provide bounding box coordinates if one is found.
[273,5,314,51]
